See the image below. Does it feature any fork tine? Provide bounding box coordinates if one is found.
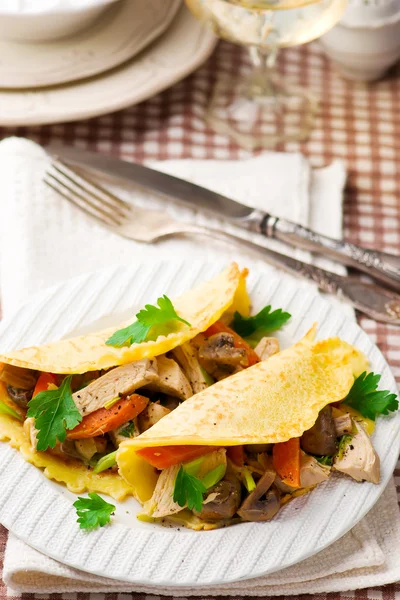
[51,159,130,219]
[44,173,121,228]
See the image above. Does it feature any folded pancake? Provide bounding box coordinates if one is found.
[0,263,242,374]
[0,263,244,500]
[118,326,368,462]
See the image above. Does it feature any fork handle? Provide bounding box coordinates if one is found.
[185,225,400,325]
[244,211,400,292]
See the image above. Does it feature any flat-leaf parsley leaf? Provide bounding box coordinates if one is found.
[173,465,207,512]
[74,492,115,530]
[343,371,398,421]
[27,375,81,451]
[233,305,291,344]
[106,295,191,347]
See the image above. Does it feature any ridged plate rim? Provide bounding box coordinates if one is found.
[0,260,398,587]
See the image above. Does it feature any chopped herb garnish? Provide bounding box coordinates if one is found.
[106,295,191,348]
[27,375,81,451]
[93,451,117,474]
[0,399,23,422]
[316,455,333,466]
[173,465,206,512]
[343,371,398,421]
[104,396,119,410]
[241,468,256,492]
[74,492,115,530]
[201,464,226,489]
[233,305,291,344]
[337,435,353,461]
[119,420,135,438]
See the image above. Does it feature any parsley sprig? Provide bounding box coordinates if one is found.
[173,466,206,512]
[119,420,135,438]
[343,371,398,421]
[74,492,115,530]
[233,305,291,344]
[27,375,81,451]
[106,295,191,348]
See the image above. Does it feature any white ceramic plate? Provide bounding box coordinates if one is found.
[0,260,398,586]
[0,5,216,126]
[0,0,181,89]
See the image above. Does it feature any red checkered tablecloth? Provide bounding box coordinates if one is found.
[0,39,400,600]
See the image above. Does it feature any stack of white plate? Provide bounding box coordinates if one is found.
[0,0,216,126]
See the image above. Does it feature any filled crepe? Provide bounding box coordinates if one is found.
[0,263,247,500]
[0,262,396,531]
[118,325,389,529]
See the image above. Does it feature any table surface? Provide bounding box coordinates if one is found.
[0,39,400,600]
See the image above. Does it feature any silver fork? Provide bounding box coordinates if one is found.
[44,159,400,326]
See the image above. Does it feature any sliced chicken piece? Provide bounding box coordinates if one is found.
[300,453,331,487]
[72,358,158,416]
[138,402,171,433]
[334,413,353,437]
[254,337,280,361]
[333,421,380,484]
[110,417,139,446]
[23,417,38,452]
[145,356,192,401]
[74,438,98,461]
[172,342,209,394]
[142,464,183,518]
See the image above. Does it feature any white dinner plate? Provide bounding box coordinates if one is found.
[0,5,216,126]
[0,0,181,89]
[0,260,398,586]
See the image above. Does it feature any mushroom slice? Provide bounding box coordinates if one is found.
[72,358,158,416]
[138,402,171,433]
[333,421,380,484]
[172,342,209,394]
[145,356,192,401]
[194,474,241,521]
[238,469,281,522]
[254,337,280,361]
[334,413,353,437]
[199,333,246,366]
[301,405,337,456]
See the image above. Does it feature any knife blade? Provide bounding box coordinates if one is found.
[47,143,400,292]
[47,143,253,221]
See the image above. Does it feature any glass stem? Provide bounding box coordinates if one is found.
[246,46,279,99]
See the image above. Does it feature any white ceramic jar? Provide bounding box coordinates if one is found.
[0,0,121,42]
[320,0,400,82]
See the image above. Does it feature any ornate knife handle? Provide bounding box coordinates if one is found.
[247,211,400,292]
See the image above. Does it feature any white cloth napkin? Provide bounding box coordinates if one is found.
[0,136,399,595]
[0,137,347,317]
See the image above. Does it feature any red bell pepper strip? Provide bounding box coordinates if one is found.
[33,373,57,397]
[272,438,301,488]
[205,321,260,367]
[137,445,218,469]
[227,445,245,466]
[67,393,149,439]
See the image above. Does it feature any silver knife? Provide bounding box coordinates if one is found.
[47,143,400,292]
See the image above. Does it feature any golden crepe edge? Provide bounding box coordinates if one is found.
[0,263,244,500]
[0,262,242,374]
[117,325,369,481]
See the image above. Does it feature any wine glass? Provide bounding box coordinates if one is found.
[185,0,348,149]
